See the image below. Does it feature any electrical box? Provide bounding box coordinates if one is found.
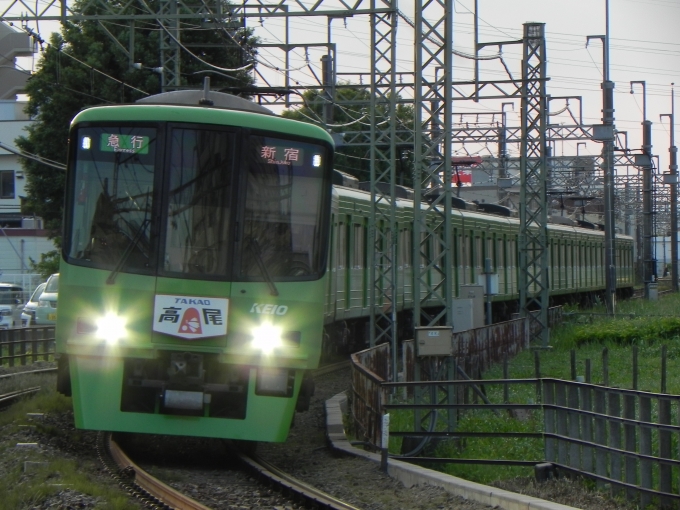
[452,299,474,332]
[476,274,499,294]
[455,285,485,331]
[592,124,615,142]
[415,326,453,357]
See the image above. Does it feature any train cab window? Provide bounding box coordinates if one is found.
[163,128,234,276]
[238,135,330,280]
[65,126,157,273]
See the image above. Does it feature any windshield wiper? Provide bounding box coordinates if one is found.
[106,218,151,285]
[247,239,279,297]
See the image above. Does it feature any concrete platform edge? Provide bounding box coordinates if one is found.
[325,392,580,510]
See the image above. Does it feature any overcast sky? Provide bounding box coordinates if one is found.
[8,0,680,170]
[250,0,680,170]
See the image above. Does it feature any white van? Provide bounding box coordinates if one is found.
[0,283,25,328]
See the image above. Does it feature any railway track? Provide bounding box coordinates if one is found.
[101,432,361,510]
[0,386,41,410]
[97,360,360,510]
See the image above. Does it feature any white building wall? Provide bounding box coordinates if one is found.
[0,100,31,209]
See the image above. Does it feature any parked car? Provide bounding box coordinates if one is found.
[35,274,58,325]
[0,283,24,328]
[21,282,47,327]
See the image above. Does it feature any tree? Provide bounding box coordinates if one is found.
[15,0,256,232]
[281,86,414,185]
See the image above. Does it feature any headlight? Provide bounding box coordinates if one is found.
[76,312,128,344]
[95,313,127,344]
[251,322,283,354]
[38,300,51,308]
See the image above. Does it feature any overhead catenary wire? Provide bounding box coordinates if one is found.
[0,141,66,171]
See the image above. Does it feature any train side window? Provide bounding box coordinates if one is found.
[337,221,347,271]
[353,224,364,269]
[401,228,412,268]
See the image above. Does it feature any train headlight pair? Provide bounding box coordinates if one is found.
[77,313,127,344]
[250,322,283,355]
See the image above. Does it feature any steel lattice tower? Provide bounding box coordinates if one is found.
[413,0,454,329]
[368,4,399,380]
[518,23,549,346]
[159,0,180,90]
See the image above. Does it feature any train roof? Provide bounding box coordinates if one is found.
[333,183,634,240]
[70,97,334,146]
[136,89,274,114]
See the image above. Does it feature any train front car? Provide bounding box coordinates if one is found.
[56,91,334,441]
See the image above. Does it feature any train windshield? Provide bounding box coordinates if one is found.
[65,123,330,281]
[162,128,234,276]
[66,126,156,273]
[239,135,328,279]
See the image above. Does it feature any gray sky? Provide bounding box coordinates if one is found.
[8,0,680,170]
[252,0,679,170]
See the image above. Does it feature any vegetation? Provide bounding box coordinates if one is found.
[384,293,680,486]
[0,378,139,509]
[15,0,255,233]
[282,86,414,185]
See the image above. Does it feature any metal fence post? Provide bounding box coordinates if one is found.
[609,391,622,496]
[639,396,652,508]
[594,386,607,489]
[543,380,555,463]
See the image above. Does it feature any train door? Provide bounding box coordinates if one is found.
[334,216,348,316]
[497,233,506,297]
[349,221,364,313]
[326,213,337,321]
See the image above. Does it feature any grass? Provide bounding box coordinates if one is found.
[0,383,141,509]
[384,292,680,487]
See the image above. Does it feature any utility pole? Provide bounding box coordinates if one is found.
[632,81,656,297]
[661,83,678,292]
[587,19,616,314]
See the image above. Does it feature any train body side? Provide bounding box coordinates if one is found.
[323,185,635,327]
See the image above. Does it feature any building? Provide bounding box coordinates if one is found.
[0,22,56,288]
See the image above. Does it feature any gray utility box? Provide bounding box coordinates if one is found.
[454,285,485,332]
[415,326,453,357]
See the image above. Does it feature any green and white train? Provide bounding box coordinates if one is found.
[323,178,635,348]
[55,89,634,442]
[57,90,333,442]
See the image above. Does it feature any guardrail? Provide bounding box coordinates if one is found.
[0,326,55,367]
[351,334,680,506]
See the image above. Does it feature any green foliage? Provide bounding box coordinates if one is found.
[16,0,256,232]
[282,85,414,184]
[29,249,61,279]
[436,411,542,484]
[557,316,680,348]
[379,295,680,488]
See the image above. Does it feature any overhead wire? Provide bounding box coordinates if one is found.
[0,140,66,170]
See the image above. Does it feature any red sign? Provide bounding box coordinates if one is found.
[453,171,472,184]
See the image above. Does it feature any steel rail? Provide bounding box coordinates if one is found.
[238,452,361,510]
[314,359,351,376]
[0,368,57,379]
[0,386,41,408]
[107,435,211,510]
